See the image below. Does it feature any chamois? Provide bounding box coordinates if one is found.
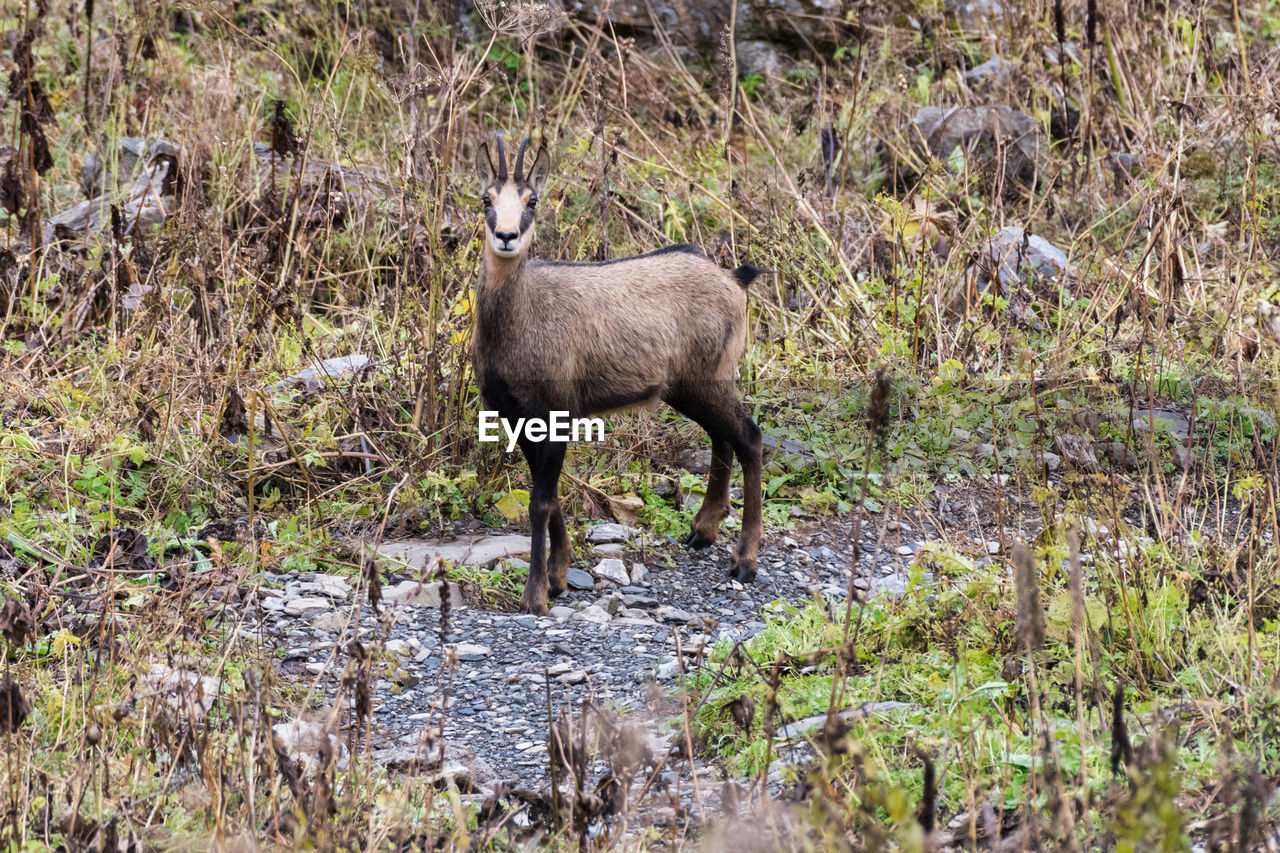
[472,136,764,615]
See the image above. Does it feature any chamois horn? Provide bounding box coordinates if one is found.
[514,137,531,182]
[495,134,508,182]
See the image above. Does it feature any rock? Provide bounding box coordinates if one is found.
[300,574,352,599]
[655,658,683,680]
[592,558,630,585]
[630,563,650,584]
[309,611,347,632]
[680,448,713,473]
[1053,434,1099,471]
[453,643,491,661]
[1100,441,1139,470]
[895,106,1043,194]
[555,670,588,684]
[374,533,533,568]
[284,596,332,617]
[269,355,372,394]
[737,40,785,78]
[563,0,845,48]
[592,543,626,557]
[383,580,465,609]
[1174,445,1194,471]
[946,0,1007,29]
[145,663,222,715]
[571,605,612,624]
[549,606,576,620]
[763,435,816,472]
[80,137,180,197]
[1040,451,1061,472]
[273,718,346,773]
[658,606,696,623]
[622,594,660,609]
[1132,408,1191,441]
[964,55,1011,85]
[775,701,915,740]
[986,540,1001,555]
[895,544,915,556]
[868,573,909,598]
[969,226,1070,298]
[586,523,634,544]
[565,568,595,590]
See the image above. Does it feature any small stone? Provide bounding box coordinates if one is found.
[622,594,660,609]
[1040,450,1061,471]
[309,611,346,632]
[284,596,331,617]
[592,558,630,585]
[546,662,574,676]
[629,563,650,584]
[592,543,626,557]
[565,568,595,590]
[572,605,612,624]
[549,606,575,620]
[555,670,587,684]
[986,540,1001,555]
[383,580,464,609]
[386,639,412,657]
[513,615,537,629]
[659,606,696,623]
[453,643,491,661]
[586,523,633,544]
[655,659,682,680]
[895,544,915,556]
[1174,445,1194,470]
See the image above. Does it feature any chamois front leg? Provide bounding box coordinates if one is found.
[728,407,764,584]
[517,437,568,615]
[684,437,733,549]
[547,502,573,598]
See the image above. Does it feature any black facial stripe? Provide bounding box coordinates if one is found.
[519,208,534,234]
[485,207,497,231]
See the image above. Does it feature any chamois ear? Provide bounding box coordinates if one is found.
[476,142,497,188]
[527,146,551,194]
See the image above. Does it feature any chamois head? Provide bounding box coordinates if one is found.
[476,136,551,259]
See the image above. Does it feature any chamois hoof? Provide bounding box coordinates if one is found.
[728,556,758,584]
[683,530,716,550]
[548,582,566,599]
[518,591,550,616]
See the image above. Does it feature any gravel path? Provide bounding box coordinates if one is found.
[257,520,918,793]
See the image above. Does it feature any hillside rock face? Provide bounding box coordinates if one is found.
[454,0,845,53]
[567,0,844,45]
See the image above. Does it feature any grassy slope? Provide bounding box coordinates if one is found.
[0,0,1276,849]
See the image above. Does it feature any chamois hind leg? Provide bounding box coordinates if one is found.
[666,390,763,581]
[726,403,763,583]
[517,437,568,615]
[684,437,733,549]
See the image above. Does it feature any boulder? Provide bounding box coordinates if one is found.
[890,105,1043,194]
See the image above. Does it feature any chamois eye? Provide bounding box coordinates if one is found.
[527,194,537,210]
[481,194,492,209]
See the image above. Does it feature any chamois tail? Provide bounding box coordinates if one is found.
[732,262,766,289]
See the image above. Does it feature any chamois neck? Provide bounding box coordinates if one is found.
[479,249,528,294]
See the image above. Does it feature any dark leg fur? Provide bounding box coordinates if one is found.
[517,436,568,615]
[684,437,732,549]
[666,390,764,583]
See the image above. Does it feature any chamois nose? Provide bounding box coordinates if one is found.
[494,230,518,245]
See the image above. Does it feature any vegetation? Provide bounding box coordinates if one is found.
[0,0,1275,848]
